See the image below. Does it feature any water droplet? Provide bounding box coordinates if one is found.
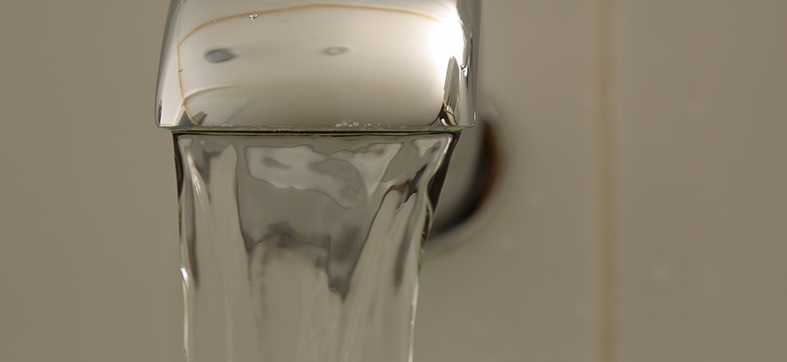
[248,13,260,21]
[322,46,350,56]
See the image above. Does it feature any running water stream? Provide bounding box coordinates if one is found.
[174,131,458,362]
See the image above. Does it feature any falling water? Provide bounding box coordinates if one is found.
[174,131,458,362]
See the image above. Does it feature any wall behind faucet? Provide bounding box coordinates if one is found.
[611,1,787,361]
[0,1,180,361]
[0,1,786,362]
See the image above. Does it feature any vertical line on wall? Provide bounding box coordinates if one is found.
[595,0,616,361]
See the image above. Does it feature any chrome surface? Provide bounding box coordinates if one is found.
[156,0,480,131]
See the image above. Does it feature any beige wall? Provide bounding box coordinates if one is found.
[612,1,787,361]
[0,1,179,361]
[0,1,785,362]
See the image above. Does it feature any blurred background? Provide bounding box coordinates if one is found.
[1,1,785,361]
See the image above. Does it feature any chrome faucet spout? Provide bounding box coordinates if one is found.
[155,2,480,361]
[156,0,480,132]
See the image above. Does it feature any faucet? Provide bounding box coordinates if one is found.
[155,1,481,361]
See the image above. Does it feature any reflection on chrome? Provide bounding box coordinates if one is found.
[156,0,479,130]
